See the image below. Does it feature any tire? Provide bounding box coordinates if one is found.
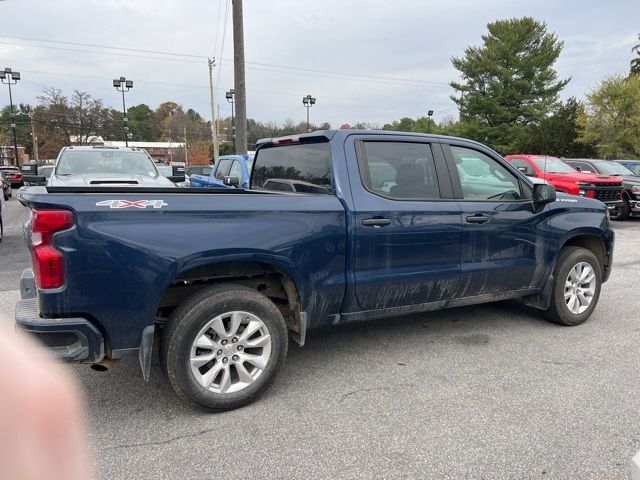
[610,197,630,221]
[161,284,288,411]
[544,247,601,326]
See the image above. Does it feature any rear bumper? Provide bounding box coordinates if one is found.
[15,269,104,363]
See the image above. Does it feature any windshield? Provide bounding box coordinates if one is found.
[56,150,159,176]
[593,161,634,176]
[531,157,576,173]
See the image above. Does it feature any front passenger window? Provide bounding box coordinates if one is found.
[452,146,522,201]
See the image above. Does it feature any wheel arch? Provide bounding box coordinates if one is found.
[559,232,609,273]
[155,256,307,346]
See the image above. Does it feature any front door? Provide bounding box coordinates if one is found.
[350,138,462,310]
[444,143,549,297]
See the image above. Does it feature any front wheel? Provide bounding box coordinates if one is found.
[544,247,602,326]
[162,284,288,410]
[610,198,630,221]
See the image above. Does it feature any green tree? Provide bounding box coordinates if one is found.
[520,98,597,157]
[631,34,640,76]
[0,103,32,157]
[127,104,160,141]
[450,17,569,153]
[578,75,640,159]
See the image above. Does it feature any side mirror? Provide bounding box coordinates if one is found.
[22,175,47,186]
[533,182,556,207]
[21,164,38,175]
[167,175,185,183]
[223,176,240,187]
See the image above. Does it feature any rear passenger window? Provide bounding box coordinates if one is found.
[359,142,440,200]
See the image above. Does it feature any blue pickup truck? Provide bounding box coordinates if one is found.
[16,130,614,410]
[189,154,253,189]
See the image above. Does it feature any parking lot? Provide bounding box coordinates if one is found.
[1,196,639,480]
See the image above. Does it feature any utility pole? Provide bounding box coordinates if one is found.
[30,112,39,162]
[1,68,21,166]
[232,0,247,154]
[207,58,220,161]
[183,126,188,165]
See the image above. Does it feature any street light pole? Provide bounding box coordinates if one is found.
[427,109,434,134]
[226,89,236,152]
[1,68,21,166]
[113,77,133,147]
[302,94,316,133]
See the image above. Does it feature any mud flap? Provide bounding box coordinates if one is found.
[520,274,554,310]
[138,325,155,381]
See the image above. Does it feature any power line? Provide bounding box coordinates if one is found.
[0,41,203,64]
[0,35,207,59]
[0,34,449,87]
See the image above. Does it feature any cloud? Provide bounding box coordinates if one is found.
[0,0,638,127]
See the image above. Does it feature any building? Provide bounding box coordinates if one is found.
[102,141,186,163]
[0,145,28,166]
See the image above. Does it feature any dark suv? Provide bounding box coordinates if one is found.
[564,158,640,220]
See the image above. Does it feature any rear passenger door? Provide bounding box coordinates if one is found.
[350,137,462,311]
[443,143,548,297]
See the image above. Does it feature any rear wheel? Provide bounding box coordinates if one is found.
[162,284,288,410]
[544,247,601,326]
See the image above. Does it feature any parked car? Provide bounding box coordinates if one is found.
[28,146,183,187]
[0,166,23,188]
[1,175,11,200]
[157,165,190,187]
[563,158,640,220]
[615,160,640,175]
[504,154,624,214]
[16,130,614,411]
[189,154,254,189]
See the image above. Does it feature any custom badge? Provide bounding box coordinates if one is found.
[96,200,168,209]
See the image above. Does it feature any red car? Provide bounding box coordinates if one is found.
[0,166,23,188]
[504,155,623,212]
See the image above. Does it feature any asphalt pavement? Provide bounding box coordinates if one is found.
[1,197,639,480]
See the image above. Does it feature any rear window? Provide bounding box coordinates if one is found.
[252,143,332,194]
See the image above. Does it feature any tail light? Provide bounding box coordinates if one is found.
[31,209,74,289]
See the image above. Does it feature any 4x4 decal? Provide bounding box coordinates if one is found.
[95,200,168,209]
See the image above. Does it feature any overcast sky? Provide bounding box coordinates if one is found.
[1,0,638,128]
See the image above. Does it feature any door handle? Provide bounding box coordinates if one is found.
[362,217,392,227]
[466,214,490,224]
